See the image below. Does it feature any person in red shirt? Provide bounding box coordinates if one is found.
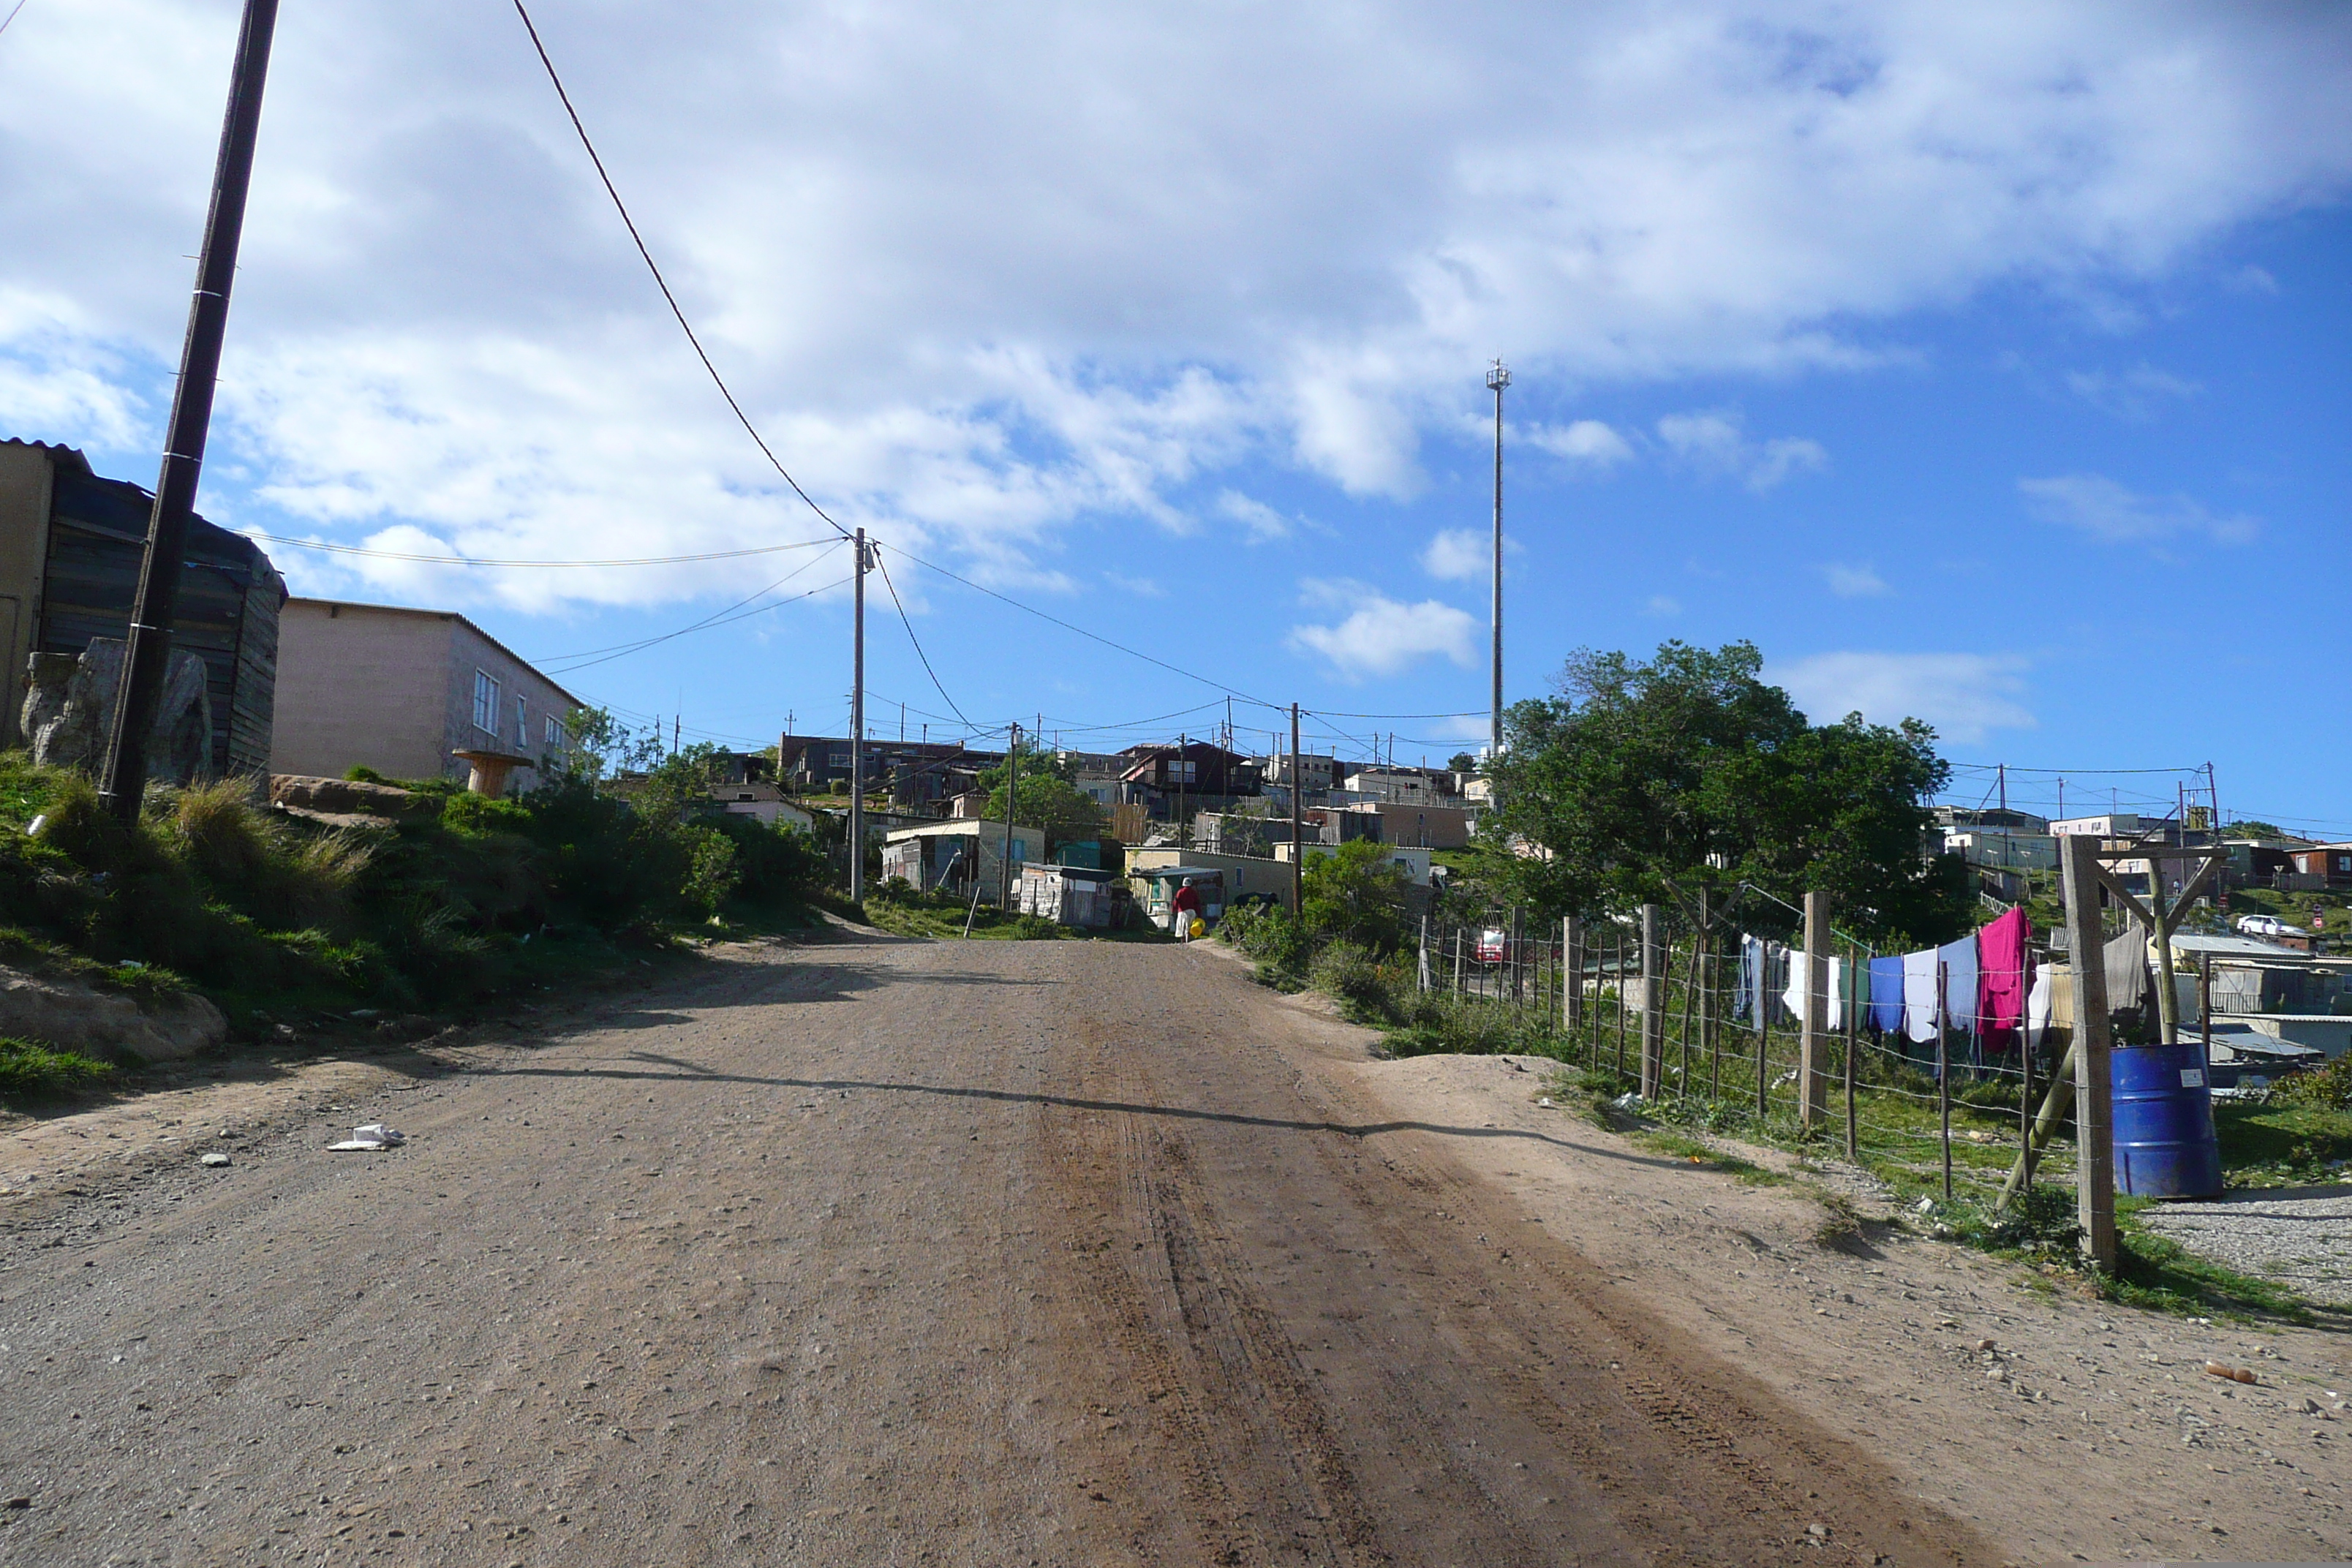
[1169,878,1203,941]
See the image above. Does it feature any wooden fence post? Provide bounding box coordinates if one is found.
[2061,832,2118,1271]
[1799,890,1831,1128]
[1844,941,1860,1161]
[1562,916,1581,1037]
[1754,938,1769,1118]
[1640,902,1664,1098]
[1936,959,1953,1202]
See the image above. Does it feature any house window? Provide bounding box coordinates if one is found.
[472,670,500,734]
[545,714,562,749]
[1168,759,1198,784]
[515,695,527,747]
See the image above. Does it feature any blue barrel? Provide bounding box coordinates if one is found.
[2110,1043,2224,1199]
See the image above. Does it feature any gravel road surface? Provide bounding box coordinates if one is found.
[1,931,2002,1566]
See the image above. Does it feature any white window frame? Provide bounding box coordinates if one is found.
[472,669,500,734]
[515,694,527,747]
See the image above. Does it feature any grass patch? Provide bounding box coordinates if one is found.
[2110,1206,2323,1325]
[0,1036,117,1101]
[2215,1098,2352,1189]
[1630,1123,1786,1184]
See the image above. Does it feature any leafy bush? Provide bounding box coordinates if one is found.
[0,749,829,1017]
[1967,1183,2083,1260]
[0,1036,115,1099]
[1218,900,1311,979]
[1306,939,1390,1011]
[2276,1054,2352,1112]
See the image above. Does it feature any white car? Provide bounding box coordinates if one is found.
[2235,913,2293,938]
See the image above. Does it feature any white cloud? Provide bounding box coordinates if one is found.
[1769,651,2036,745]
[1214,489,1292,541]
[0,2,2345,604]
[2018,472,2257,544]
[1103,570,1164,598]
[1643,595,1682,616]
[1421,528,1488,582]
[1288,578,1477,680]
[1655,410,1828,491]
[1526,418,1633,469]
[1822,562,1891,598]
[2065,364,2201,421]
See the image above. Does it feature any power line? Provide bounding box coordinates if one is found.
[510,0,852,543]
[0,1,29,38]
[894,546,1283,712]
[540,566,852,676]
[533,539,844,667]
[238,530,837,568]
[872,551,971,731]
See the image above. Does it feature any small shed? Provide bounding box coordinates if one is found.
[1017,862,1122,928]
[882,820,1044,895]
[1131,864,1228,929]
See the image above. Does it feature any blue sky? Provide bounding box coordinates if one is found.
[3,3,2348,832]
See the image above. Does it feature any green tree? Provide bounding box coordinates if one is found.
[978,741,1104,843]
[1483,641,1967,943]
[2223,819,2283,839]
[1300,839,1413,951]
[1447,751,1479,774]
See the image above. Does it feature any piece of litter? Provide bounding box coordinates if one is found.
[1536,1096,1553,1108]
[328,1123,406,1153]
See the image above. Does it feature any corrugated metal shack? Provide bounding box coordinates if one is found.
[1,440,284,774]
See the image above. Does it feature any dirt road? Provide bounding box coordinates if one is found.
[1,932,2028,1564]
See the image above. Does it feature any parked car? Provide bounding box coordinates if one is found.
[1474,927,1509,965]
[2236,913,2293,938]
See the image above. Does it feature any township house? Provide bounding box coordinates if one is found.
[270,598,584,792]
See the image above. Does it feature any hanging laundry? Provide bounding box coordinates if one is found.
[1870,956,1905,1034]
[1779,953,1844,1032]
[1975,907,2033,1052]
[1737,935,1765,1022]
[2026,965,2052,1049]
[1902,950,1939,1043]
[1937,933,1978,1033]
[2103,924,2150,1013]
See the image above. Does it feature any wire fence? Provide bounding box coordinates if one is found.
[1417,907,2077,1205]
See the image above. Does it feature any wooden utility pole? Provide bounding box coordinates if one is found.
[2060,832,2118,1272]
[848,529,868,900]
[997,722,1022,911]
[1640,903,1663,1098]
[1798,891,1831,1127]
[98,0,281,819]
[1288,704,1303,917]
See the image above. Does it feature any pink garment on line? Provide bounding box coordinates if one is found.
[1975,905,2033,1052]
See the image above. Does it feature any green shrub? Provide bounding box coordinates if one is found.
[2276,1055,2352,1111]
[1307,939,1388,1010]
[0,1036,116,1099]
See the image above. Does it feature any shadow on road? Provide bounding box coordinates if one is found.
[480,1057,1692,1170]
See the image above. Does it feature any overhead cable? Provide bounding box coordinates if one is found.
[872,551,972,730]
[238,531,838,568]
[510,0,853,543]
[894,547,1281,711]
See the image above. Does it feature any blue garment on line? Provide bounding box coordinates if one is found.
[1937,933,1979,1033]
[1869,956,1905,1034]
